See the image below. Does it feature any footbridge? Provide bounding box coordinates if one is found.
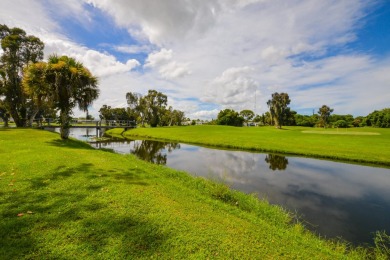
[39,119,137,131]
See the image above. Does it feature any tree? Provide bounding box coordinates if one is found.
[126,90,186,127]
[333,120,348,128]
[265,154,288,171]
[160,106,185,126]
[329,114,354,127]
[0,99,10,126]
[126,91,142,123]
[99,105,112,121]
[317,105,334,128]
[173,110,185,126]
[240,110,255,126]
[282,108,297,126]
[216,109,244,127]
[352,116,364,127]
[364,108,390,128]
[267,92,291,129]
[127,90,168,127]
[0,24,44,127]
[130,140,180,165]
[22,61,52,126]
[24,55,99,139]
[141,90,167,127]
[294,114,316,127]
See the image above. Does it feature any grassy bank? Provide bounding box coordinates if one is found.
[115,125,390,166]
[0,128,384,259]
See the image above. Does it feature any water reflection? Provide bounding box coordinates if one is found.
[130,140,180,165]
[166,145,390,245]
[51,128,390,246]
[136,141,390,246]
[265,154,288,171]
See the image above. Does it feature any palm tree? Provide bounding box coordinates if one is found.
[24,55,99,138]
[45,55,99,139]
[23,62,51,126]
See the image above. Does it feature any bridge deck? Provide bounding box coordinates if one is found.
[68,125,136,129]
[39,120,136,129]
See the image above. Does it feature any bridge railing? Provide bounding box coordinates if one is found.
[33,119,137,128]
[102,120,137,127]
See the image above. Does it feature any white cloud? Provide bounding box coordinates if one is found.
[42,37,140,77]
[114,44,154,54]
[144,49,191,79]
[86,0,224,45]
[0,0,140,79]
[144,49,173,68]
[1,0,387,119]
[45,0,93,26]
[189,109,220,120]
[77,50,140,77]
[202,67,259,111]
[0,0,58,32]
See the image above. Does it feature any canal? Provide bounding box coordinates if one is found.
[56,128,390,245]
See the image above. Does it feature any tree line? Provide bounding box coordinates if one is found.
[214,92,390,128]
[99,90,186,127]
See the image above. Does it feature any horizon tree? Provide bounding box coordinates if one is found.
[317,105,334,128]
[142,90,167,127]
[126,90,167,127]
[161,106,185,126]
[126,91,143,125]
[267,92,291,129]
[216,109,244,127]
[240,109,255,126]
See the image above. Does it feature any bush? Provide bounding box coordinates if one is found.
[333,120,348,128]
[216,109,244,127]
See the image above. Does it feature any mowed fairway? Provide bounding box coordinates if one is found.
[118,125,390,166]
[0,128,383,259]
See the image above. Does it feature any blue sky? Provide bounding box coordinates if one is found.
[1,0,389,119]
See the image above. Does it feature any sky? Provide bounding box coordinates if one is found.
[1,0,389,119]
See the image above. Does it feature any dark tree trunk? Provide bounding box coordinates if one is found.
[10,109,26,127]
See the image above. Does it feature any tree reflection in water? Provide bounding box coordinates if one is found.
[130,140,180,165]
[265,154,288,171]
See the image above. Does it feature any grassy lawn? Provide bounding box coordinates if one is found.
[115,125,390,166]
[1,128,386,258]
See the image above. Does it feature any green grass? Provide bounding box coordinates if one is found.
[115,125,390,166]
[0,128,385,259]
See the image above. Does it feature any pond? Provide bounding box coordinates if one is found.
[55,128,390,246]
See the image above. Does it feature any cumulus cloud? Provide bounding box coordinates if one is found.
[202,67,259,110]
[144,49,191,79]
[86,0,224,45]
[77,51,140,77]
[1,0,388,119]
[42,37,140,77]
[144,49,172,67]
